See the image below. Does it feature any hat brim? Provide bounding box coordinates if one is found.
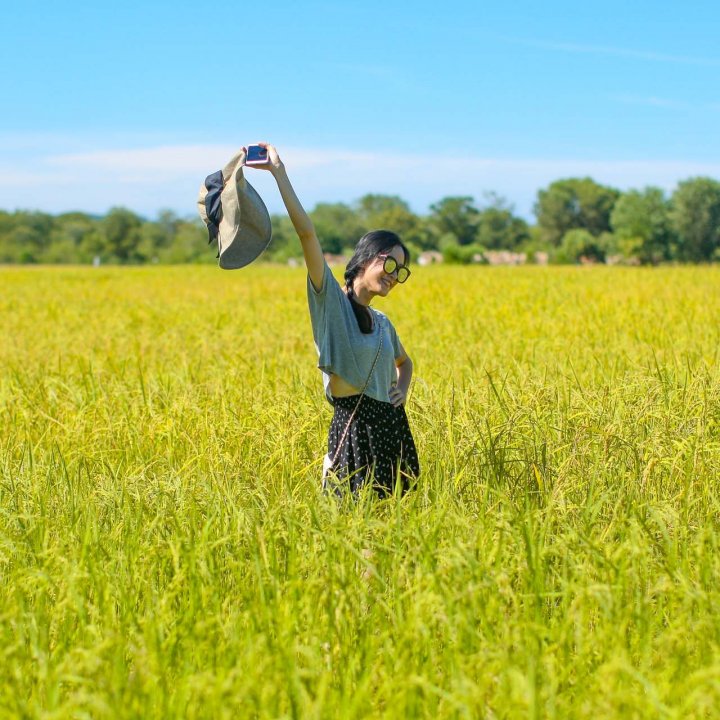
[218,180,273,270]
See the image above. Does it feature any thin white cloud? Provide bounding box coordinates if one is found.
[45,145,236,175]
[2,142,720,219]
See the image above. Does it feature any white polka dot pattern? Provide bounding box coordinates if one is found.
[324,394,420,497]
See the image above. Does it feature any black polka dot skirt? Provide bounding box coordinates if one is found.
[324,394,420,497]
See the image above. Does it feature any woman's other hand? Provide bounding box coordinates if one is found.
[388,384,406,407]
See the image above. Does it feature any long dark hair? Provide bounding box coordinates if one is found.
[344,230,410,334]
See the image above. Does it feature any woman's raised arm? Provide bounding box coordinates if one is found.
[245,143,325,291]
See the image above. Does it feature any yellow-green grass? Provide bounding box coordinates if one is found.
[1,264,720,718]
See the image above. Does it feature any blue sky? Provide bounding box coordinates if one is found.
[2,0,719,219]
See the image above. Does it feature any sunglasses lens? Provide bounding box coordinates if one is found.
[383,257,398,274]
[397,268,409,283]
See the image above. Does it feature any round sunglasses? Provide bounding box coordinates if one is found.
[379,254,411,283]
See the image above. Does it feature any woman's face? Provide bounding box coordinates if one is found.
[361,245,407,297]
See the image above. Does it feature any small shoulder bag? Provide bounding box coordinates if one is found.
[322,321,384,487]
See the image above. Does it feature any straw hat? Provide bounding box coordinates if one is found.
[197,148,272,269]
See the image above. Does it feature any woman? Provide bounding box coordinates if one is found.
[247,143,419,497]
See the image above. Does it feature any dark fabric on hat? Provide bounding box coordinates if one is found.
[203,170,223,245]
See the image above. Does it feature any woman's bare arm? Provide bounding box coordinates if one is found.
[389,339,413,407]
[245,143,325,291]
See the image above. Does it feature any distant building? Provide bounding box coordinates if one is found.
[323,253,348,267]
[484,251,527,266]
[417,251,443,266]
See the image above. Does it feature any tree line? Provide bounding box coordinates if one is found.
[1,176,719,266]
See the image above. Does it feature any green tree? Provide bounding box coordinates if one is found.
[0,211,12,262]
[310,202,365,255]
[670,177,720,262]
[476,193,530,250]
[36,212,104,263]
[101,207,143,262]
[441,240,486,264]
[136,209,181,261]
[155,219,209,264]
[535,178,620,246]
[155,209,181,242]
[267,214,298,262]
[610,187,673,264]
[428,196,479,246]
[355,194,429,251]
[9,211,55,262]
[555,228,608,264]
[352,195,433,251]
[2,226,40,263]
[356,194,410,224]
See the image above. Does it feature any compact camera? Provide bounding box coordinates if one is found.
[245,144,269,165]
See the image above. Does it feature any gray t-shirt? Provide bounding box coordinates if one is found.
[307,260,404,405]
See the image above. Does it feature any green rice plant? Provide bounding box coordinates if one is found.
[1,264,720,718]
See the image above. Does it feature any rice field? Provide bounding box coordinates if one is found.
[2,263,720,718]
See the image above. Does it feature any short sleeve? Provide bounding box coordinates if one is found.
[307,258,331,298]
[307,260,349,381]
[307,259,342,326]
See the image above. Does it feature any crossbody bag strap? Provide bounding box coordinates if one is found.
[329,319,384,467]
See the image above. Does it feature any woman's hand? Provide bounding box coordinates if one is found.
[243,142,283,175]
[388,384,406,407]
[391,355,413,408]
